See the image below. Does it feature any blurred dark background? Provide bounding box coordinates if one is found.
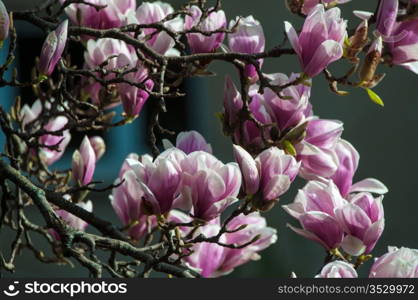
[1,0,418,278]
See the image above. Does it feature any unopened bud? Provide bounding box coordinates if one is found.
[346,20,369,62]
[360,37,383,83]
[38,20,68,77]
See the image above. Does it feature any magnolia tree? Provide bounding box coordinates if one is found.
[0,0,417,278]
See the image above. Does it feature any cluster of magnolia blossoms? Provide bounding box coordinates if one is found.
[223,70,379,196]
[46,0,265,118]
[34,1,418,119]
[111,130,240,222]
[284,179,386,256]
[109,131,278,277]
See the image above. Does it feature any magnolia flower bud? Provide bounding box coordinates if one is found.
[72,136,96,186]
[185,5,227,54]
[346,20,369,63]
[38,20,68,77]
[89,136,106,160]
[223,75,243,131]
[0,0,10,46]
[283,180,346,250]
[360,37,383,84]
[255,147,300,207]
[233,145,260,195]
[330,139,360,197]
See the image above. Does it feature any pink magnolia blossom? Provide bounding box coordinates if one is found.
[83,38,136,106]
[335,192,385,256]
[115,53,154,118]
[285,4,347,77]
[330,139,359,197]
[110,167,156,240]
[178,151,241,221]
[297,119,343,180]
[84,38,133,70]
[215,212,277,276]
[61,0,135,30]
[125,149,186,215]
[228,16,265,82]
[329,139,389,197]
[233,145,300,209]
[39,20,68,76]
[316,261,358,278]
[374,0,418,73]
[223,73,311,151]
[72,136,97,186]
[176,131,212,154]
[283,180,347,250]
[135,1,184,55]
[185,5,227,54]
[369,247,418,278]
[181,212,276,277]
[223,77,272,150]
[387,19,418,71]
[183,220,226,277]
[263,73,312,132]
[119,153,139,177]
